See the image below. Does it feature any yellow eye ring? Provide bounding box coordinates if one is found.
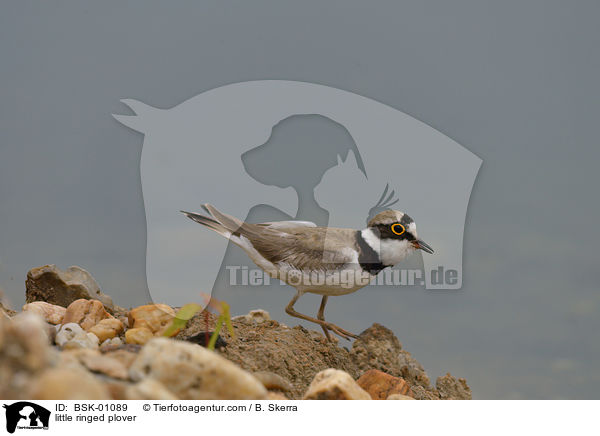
[391,223,405,236]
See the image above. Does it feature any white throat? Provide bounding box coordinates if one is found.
[360,228,414,266]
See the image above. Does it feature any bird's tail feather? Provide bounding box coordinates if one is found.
[181,210,232,238]
[201,204,245,233]
[182,204,250,240]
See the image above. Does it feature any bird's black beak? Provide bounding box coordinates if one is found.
[413,239,434,254]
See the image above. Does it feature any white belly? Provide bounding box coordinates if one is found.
[276,263,375,296]
[231,234,375,296]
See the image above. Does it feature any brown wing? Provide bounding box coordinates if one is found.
[200,204,358,271]
[242,225,359,271]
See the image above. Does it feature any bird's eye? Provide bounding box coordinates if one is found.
[391,223,405,236]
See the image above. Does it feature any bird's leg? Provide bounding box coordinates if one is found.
[317,296,332,341]
[285,292,359,341]
[315,295,359,340]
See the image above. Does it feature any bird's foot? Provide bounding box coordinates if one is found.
[323,322,360,341]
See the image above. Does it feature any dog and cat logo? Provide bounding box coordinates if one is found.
[2,402,50,433]
[113,80,481,309]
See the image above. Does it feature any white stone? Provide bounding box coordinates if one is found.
[232,309,271,324]
[303,368,371,400]
[55,323,99,349]
[129,338,268,400]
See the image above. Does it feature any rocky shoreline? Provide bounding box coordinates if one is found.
[0,265,471,400]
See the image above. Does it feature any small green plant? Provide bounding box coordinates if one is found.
[162,303,204,338]
[163,295,235,351]
[207,300,235,350]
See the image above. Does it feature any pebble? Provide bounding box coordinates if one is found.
[129,337,268,400]
[100,337,123,349]
[125,327,154,345]
[232,309,271,324]
[22,302,66,325]
[356,369,412,400]
[303,368,371,400]
[56,323,99,349]
[89,318,124,342]
[62,299,113,331]
[128,304,175,336]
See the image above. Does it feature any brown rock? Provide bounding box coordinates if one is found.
[25,264,116,312]
[350,323,403,377]
[29,368,111,400]
[398,349,434,392]
[89,318,124,343]
[436,373,472,400]
[303,368,371,400]
[128,304,175,335]
[410,385,440,400]
[350,324,438,398]
[125,327,154,345]
[62,299,113,331]
[357,369,412,400]
[22,301,66,325]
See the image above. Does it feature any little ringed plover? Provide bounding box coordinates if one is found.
[182,204,433,341]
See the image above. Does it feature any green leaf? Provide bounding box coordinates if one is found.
[207,314,224,350]
[207,301,235,349]
[162,303,204,337]
[221,301,236,339]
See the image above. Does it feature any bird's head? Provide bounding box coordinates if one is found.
[363,210,434,266]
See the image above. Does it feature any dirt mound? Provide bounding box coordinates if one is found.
[177,310,470,399]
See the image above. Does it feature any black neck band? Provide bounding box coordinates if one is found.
[356,230,387,275]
